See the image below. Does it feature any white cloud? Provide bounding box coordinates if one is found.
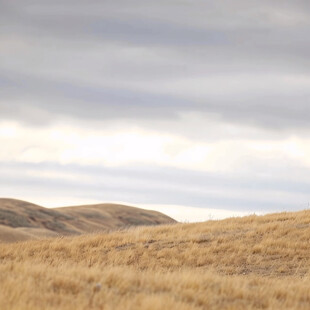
[120,204,260,222]
[2,121,310,175]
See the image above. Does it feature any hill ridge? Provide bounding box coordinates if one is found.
[0,198,176,243]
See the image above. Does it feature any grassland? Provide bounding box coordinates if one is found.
[1,209,310,309]
[0,199,175,242]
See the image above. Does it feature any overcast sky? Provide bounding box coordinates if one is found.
[1,0,310,221]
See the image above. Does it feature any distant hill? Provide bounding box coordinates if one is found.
[0,198,176,242]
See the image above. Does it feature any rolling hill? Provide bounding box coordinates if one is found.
[1,209,310,309]
[0,198,176,242]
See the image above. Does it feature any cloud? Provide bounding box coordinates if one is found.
[1,0,310,218]
[136,204,256,222]
[1,119,310,211]
[1,161,310,215]
[1,0,310,132]
[3,121,310,174]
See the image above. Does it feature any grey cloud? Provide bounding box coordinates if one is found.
[0,73,193,124]
[1,161,310,212]
[2,71,310,132]
[1,0,310,132]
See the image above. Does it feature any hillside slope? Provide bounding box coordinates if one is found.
[1,209,310,309]
[0,198,176,242]
[0,225,31,243]
[54,203,175,232]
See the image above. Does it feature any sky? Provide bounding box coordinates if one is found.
[1,0,310,222]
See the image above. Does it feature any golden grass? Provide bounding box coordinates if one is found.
[1,209,310,309]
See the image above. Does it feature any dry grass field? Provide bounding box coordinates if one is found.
[1,209,310,309]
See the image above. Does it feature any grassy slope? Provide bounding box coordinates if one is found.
[1,210,310,309]
[0,199,176,242]
[54,203,175,232]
